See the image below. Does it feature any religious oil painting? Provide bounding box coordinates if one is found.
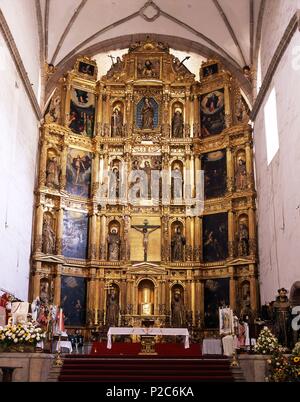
[200,89,225,137]
[204,278,229,329]
[203,150,227,199]
[203,63,219,78]
[136,97,159,129]
[66,148,92,198]
[203,213,228,262]
[78,61,95,77]
[69,87,95,137]
[61,276,87,326]
[137,58,160,79]
[63,211,89,259]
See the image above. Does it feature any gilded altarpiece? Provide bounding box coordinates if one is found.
[31,41,258,338]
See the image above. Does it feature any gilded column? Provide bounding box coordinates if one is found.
[89,211,97,260]
[185,216,192,261]
[99,278,105,319]
[53,265,62,306]
[193,92,199,138]
[96,84,104,135]
[194,216,201,262]
[32,265,41,299]
[226,147,234,193]
[248,207,256,256]
[92,150,100,197]
[123,214,131,262]
[224,83,232,128]
[245,141,254,189]
[94,277,100,325]
[161,213,169,263]
[35,203,44,253]
[199,281,205,318]
[228,209,235,258]
[38,138,48,187]
[64,83,71,127]
[100,213,107,260]
[56,206,64,255]
[191,280,195,323]
[87,276,95,322]
[60,144,68,190]
[121,279,127,314]
[250,271,258,313]
[195,280,201,326]
[229,271,237,311]
[185,88,190,138]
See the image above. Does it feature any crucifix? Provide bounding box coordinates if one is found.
[131,219,160,262]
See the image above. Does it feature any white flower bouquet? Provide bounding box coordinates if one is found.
[254,326,279,354]
[0,321,46,351]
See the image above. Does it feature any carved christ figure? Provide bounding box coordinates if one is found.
[132,220,160,262]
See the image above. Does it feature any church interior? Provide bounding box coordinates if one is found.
[0,0,300,384]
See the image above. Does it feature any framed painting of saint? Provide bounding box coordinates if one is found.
[203,63,219,78]
[204,278,230,329]
[202,150,227,199]
[61,276,87,326]
[200,89,225,137]
[78,61,95,77]
[136,97,159,129]
[203,213,228,262]
[137,58,160,79]
[66,148,92,198]
[69,88,95,137]
[63,211,89,259]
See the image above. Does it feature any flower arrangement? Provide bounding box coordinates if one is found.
[0,320,46,351]
[253,327,279,354]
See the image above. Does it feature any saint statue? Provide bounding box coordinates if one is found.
[236,158,247,190]
[111,108,123,137]
[238,223,249,256]
[272,288,292,348]
[141,98,154,129]
[106,288,119,327]
[172,110,184,138]
[171,226,186,262]
[171,165,184,199]
[45,156,60,188]
[171,290,185,327]
[107,227,121,261]
[42,215,56,255]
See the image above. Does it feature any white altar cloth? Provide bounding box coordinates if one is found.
[107,327,190,349]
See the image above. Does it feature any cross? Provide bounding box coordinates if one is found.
[131,219,160,262]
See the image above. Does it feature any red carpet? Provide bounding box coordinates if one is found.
[58,357,233,382]
[58,342,233,382]
[90,341,202,357]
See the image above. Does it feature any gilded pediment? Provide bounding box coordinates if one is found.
[127,262,166,275]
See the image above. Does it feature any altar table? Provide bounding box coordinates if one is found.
[107,327,190,349]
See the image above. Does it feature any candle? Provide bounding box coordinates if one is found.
[59,308,63,333]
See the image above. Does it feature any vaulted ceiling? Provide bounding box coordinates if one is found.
[38,0,264,102]
[40,0,262,69]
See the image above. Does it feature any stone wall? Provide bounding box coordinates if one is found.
[0,353,53,382]
[0,29,40,300]
[254,4,300,303]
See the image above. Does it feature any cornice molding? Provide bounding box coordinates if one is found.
[0,9,42,120]
[251,11,299,121]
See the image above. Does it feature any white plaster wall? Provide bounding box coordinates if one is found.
[260,0,300,81]
[0,0,41,99]
[254,30,300,303]
[0,31,39,300]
